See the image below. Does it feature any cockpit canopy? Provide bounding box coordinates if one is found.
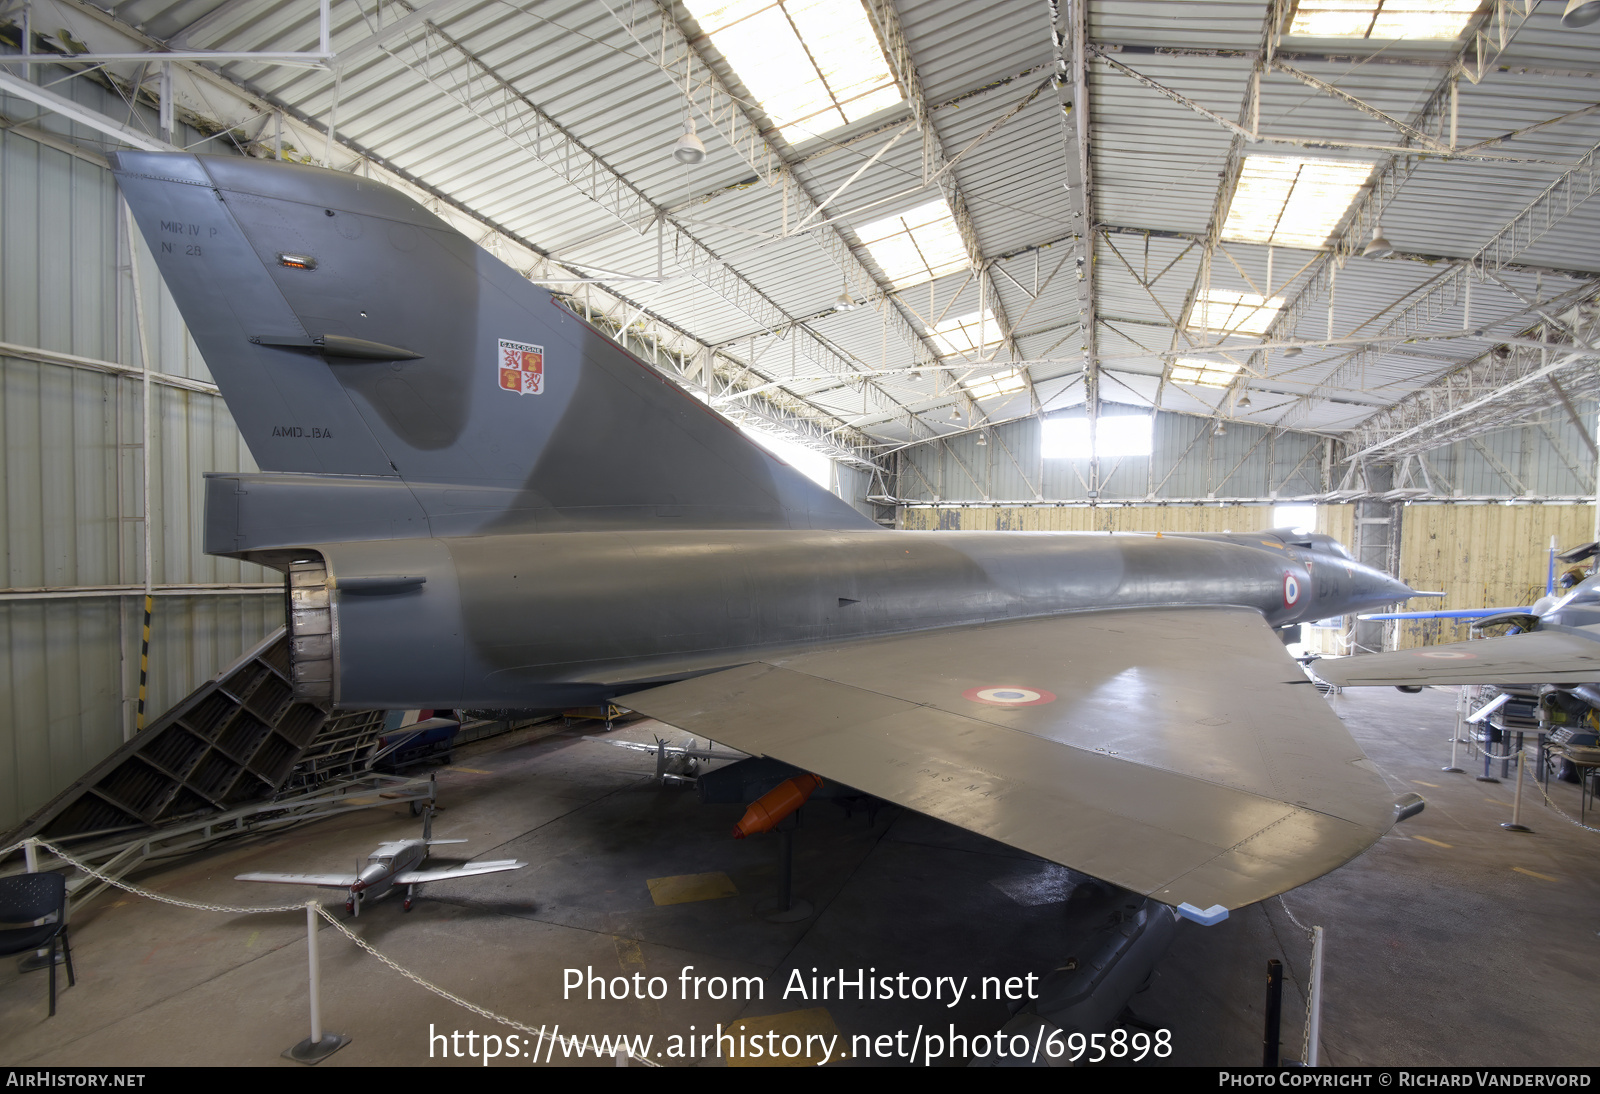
[1264,527,1354,561]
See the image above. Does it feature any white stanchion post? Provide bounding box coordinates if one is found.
[284,903,348,1064]
[308,904,322,1044]
[1503,749,1532,833]
[1445,690,1466,773]
[1307,926,1324,1067]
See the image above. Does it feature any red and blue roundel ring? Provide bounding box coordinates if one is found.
[963,686,1057,707]
[1282,572,1302,608]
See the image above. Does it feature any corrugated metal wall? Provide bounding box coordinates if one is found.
[0,84,281,832]
[1405,420,1598,499]
[1393,503,1597,650]
[895,406,1331,504]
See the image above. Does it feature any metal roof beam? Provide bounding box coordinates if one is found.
[1047,0,1097,486]
[863,0,1019,357]
[362,11,932,443]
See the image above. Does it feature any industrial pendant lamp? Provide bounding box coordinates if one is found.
[1237,391,1252,409]
[1363,223,1393,259]
[950,408,961,420]
[976,432,988,446]
[1282,345,1303,358]
[834,288,858,311]
[673,118,706,164]
[1563,0,1600,27]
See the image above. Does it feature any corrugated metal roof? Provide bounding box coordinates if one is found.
[10,0,1600,457]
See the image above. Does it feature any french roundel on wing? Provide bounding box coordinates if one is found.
[962,686,1057,707]
[1283,572,1302,608]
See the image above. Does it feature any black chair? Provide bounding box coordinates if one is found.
[0,872,75,1016]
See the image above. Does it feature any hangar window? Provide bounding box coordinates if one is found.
[683,0,903,144]
[1273,504,1319,534]
[1288,1,1480,40]
[741,425,835,489]
[928,309,1002,357]
[1042,415,1152,460]
[856,198,969,288]
[1187,290,1285,337]
[1222,155,1374,249]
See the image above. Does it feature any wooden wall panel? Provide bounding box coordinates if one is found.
[1394,504,1597,649]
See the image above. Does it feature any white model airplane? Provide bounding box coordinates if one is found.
[236,809,525,915]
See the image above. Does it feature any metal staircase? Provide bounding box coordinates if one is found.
[4,627,388,846]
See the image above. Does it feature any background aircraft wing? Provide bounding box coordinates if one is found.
[624,607,1406,914]
[235,872,358,888]
[1312,626,1600,687]
[394,860,526,884]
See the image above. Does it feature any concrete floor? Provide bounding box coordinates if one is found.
[2,686,1597,1068]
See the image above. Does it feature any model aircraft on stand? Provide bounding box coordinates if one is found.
[113,151,1423,926]
[235,808,525,915]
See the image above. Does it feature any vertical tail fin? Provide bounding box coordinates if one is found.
[110,152,872,537]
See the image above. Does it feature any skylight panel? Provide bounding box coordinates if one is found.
[857,198,969,289]
[1222,156,1373,249]
[963,369,1027,401]
[1288,1,1480,40]
[684,0,903,143]
[928,309,1001,357]
[1170,356,1243,388]
[1188,291,1286,336]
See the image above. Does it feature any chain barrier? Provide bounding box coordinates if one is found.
[313,906,660,1067]
[4,837,307,914]
[1518,757,1600,834]
[4,836,660,1066]
[1276,896,1316,1066]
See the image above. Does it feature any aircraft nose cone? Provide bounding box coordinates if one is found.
[1383,575,1414,602]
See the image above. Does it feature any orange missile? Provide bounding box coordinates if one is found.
[733,774,823,838]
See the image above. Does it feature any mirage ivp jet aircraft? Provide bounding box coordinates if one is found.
[113,151,1419,922]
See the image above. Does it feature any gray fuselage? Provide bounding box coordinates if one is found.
[297,527,1410,709]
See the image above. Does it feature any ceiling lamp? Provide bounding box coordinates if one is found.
[1237,391,1253,409]
[834,290,858,312]
[1363,223,1393,258]
[673,118,706,165]
[1214,420,1227,436]
[1563,0,1600,27]
[976,433,988,446]
[949,408,961,420]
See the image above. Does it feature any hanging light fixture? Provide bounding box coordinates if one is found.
[834,288,858,312]
[1213,420,1227,436]
[976,432,988,446]
[949,408,961,420]
[1563,0,1600,27]
[673,117,706,164]
[1282,345,1303,358]
[1363,223,1393,259]
[1237,391,1253,409]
